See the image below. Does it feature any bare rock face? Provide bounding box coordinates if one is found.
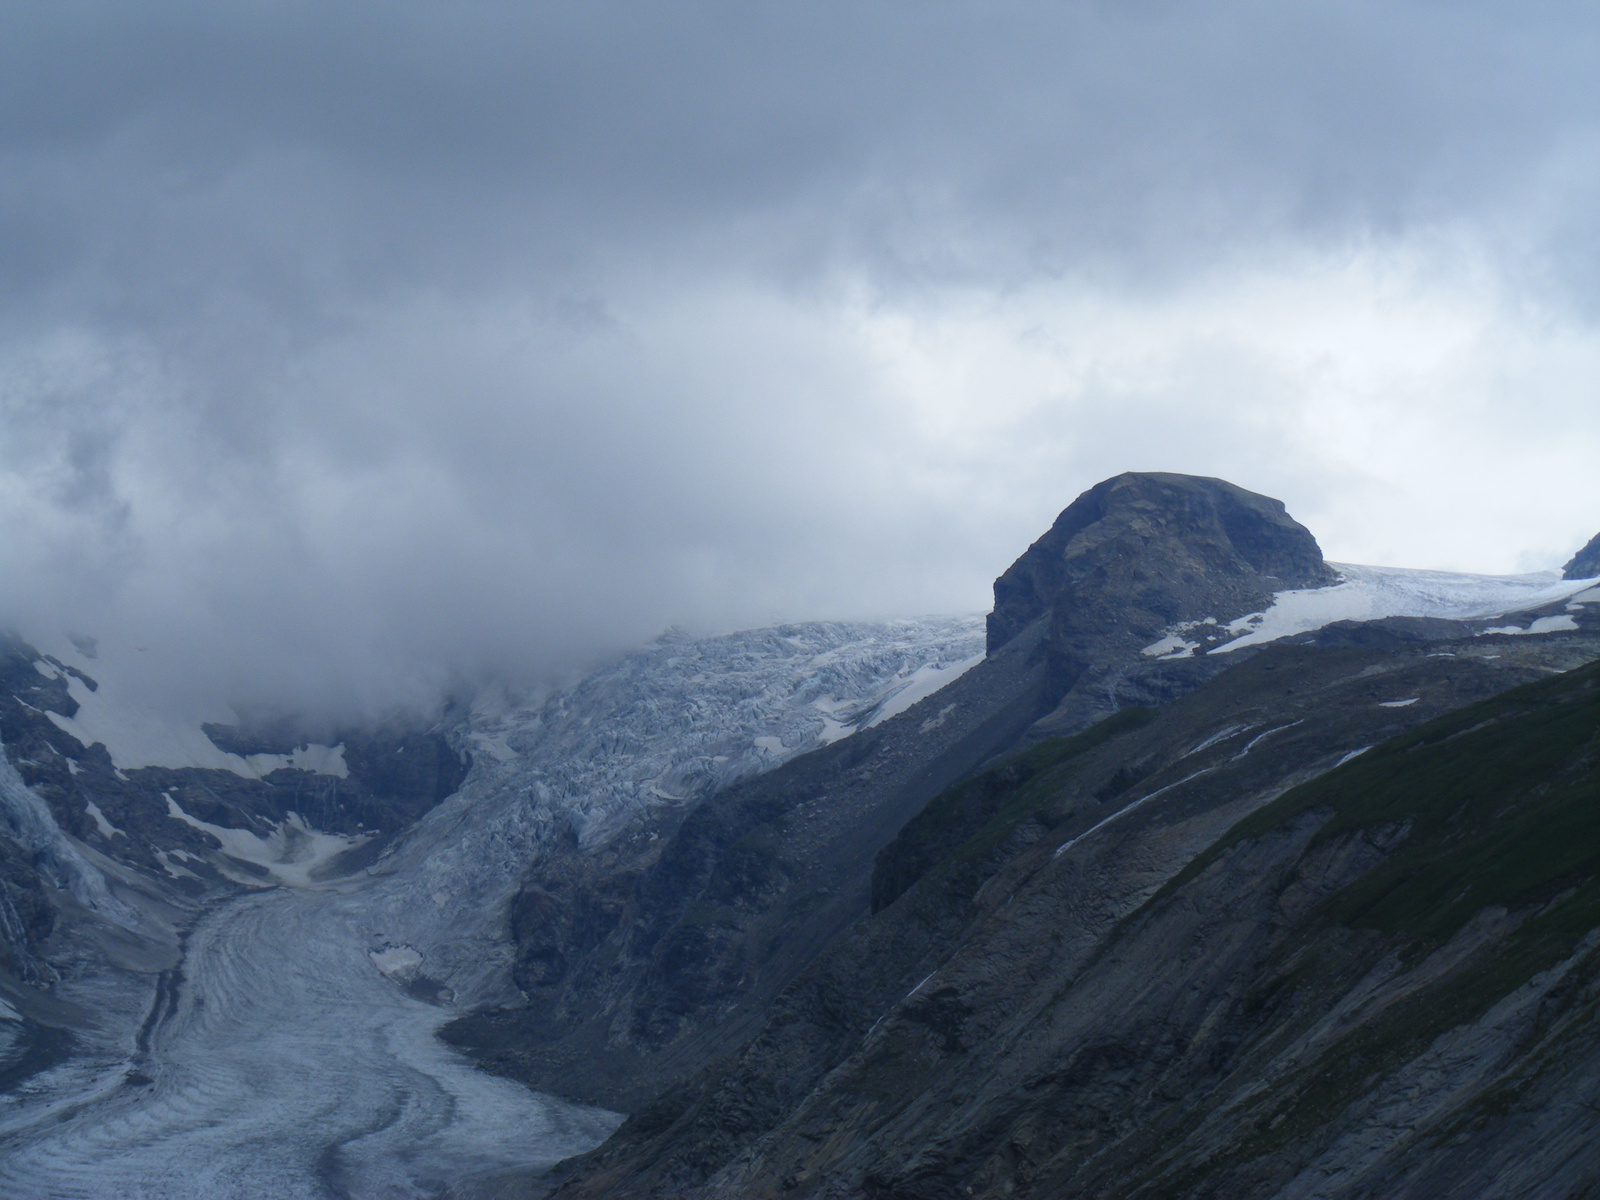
[1565,530,1600,580]
[989,472,1336,661]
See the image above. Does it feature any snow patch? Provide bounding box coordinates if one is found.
[1233,721,1304,760]
[864,652,985,728]
[1210,564,1594,655]
[84,801,124,839]
[1480,615,1580,636]
[1335,746,1372,767]
[1054,769,1212,859]
[753,736,785,755]
[1379,698,1419,708]
[369,945,423,982]
[163,794,369,888]
[1141,634,1200,660]
[1183,724,1249,759]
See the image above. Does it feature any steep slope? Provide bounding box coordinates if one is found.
[442,476,1345,1112]
[546,618,1600,1199]
[1567,530,1600,580]
[534,484,1600,1199]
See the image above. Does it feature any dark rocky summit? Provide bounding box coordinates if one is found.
[987,471,1336,657]
[987,473,1339,736]
[1566,529,1600,579]
[491,473,1600,1200]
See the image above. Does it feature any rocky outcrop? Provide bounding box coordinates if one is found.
[987,472,1335,656]
[987,473,1337,737]
[1566,530,1600,579]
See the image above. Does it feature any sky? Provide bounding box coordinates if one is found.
[2,1,1598,721]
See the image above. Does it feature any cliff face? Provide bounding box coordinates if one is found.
[987,472,1336,659]
[1566,530,1600,580]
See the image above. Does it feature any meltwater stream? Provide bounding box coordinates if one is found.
[0,618,989,1198]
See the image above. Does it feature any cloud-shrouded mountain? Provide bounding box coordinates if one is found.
[2,473,1599,1198]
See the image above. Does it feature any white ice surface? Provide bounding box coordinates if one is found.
[864,651,985,727]
[1209,563,1595,654]
[0,616,987,1199]
[1481,614,1580,636]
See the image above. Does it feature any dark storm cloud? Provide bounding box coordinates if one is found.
[1,1,1597,718]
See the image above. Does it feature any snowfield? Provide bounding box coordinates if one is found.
[1140,563,1597,659]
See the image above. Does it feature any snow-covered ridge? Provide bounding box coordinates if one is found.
[27,648,348,779]
[1142,564,1596,660]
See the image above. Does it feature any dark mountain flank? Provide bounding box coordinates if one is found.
[511,475,1600,1200]
[1566,530,1600,580]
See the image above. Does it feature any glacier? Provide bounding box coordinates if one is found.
[0,616,985,1199]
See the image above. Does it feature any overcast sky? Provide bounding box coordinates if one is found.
[2,1,1598,720]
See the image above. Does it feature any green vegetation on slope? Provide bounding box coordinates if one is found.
[1174,657,1600,949]
[872,706,1156,912]
[1143,659,1600,1181]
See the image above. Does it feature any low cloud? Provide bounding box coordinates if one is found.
[2,2,1597,721]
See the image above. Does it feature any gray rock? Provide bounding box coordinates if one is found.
[1564,530,1600,579]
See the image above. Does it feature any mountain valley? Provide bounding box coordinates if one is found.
[2,472,1598,1199]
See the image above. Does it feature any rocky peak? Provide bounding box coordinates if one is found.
[1565,531,1600,580]
[987,473,1336,706]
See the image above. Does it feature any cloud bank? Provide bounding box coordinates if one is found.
[2,1,1598,719]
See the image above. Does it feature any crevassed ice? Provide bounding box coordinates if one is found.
[363,615,987,1008]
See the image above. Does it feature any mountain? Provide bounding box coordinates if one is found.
[520,476,1600,1199]
[2,473,1598,1198]
[0,617,987,1195]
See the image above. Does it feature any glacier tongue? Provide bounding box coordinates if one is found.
[0,616,985,1199]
